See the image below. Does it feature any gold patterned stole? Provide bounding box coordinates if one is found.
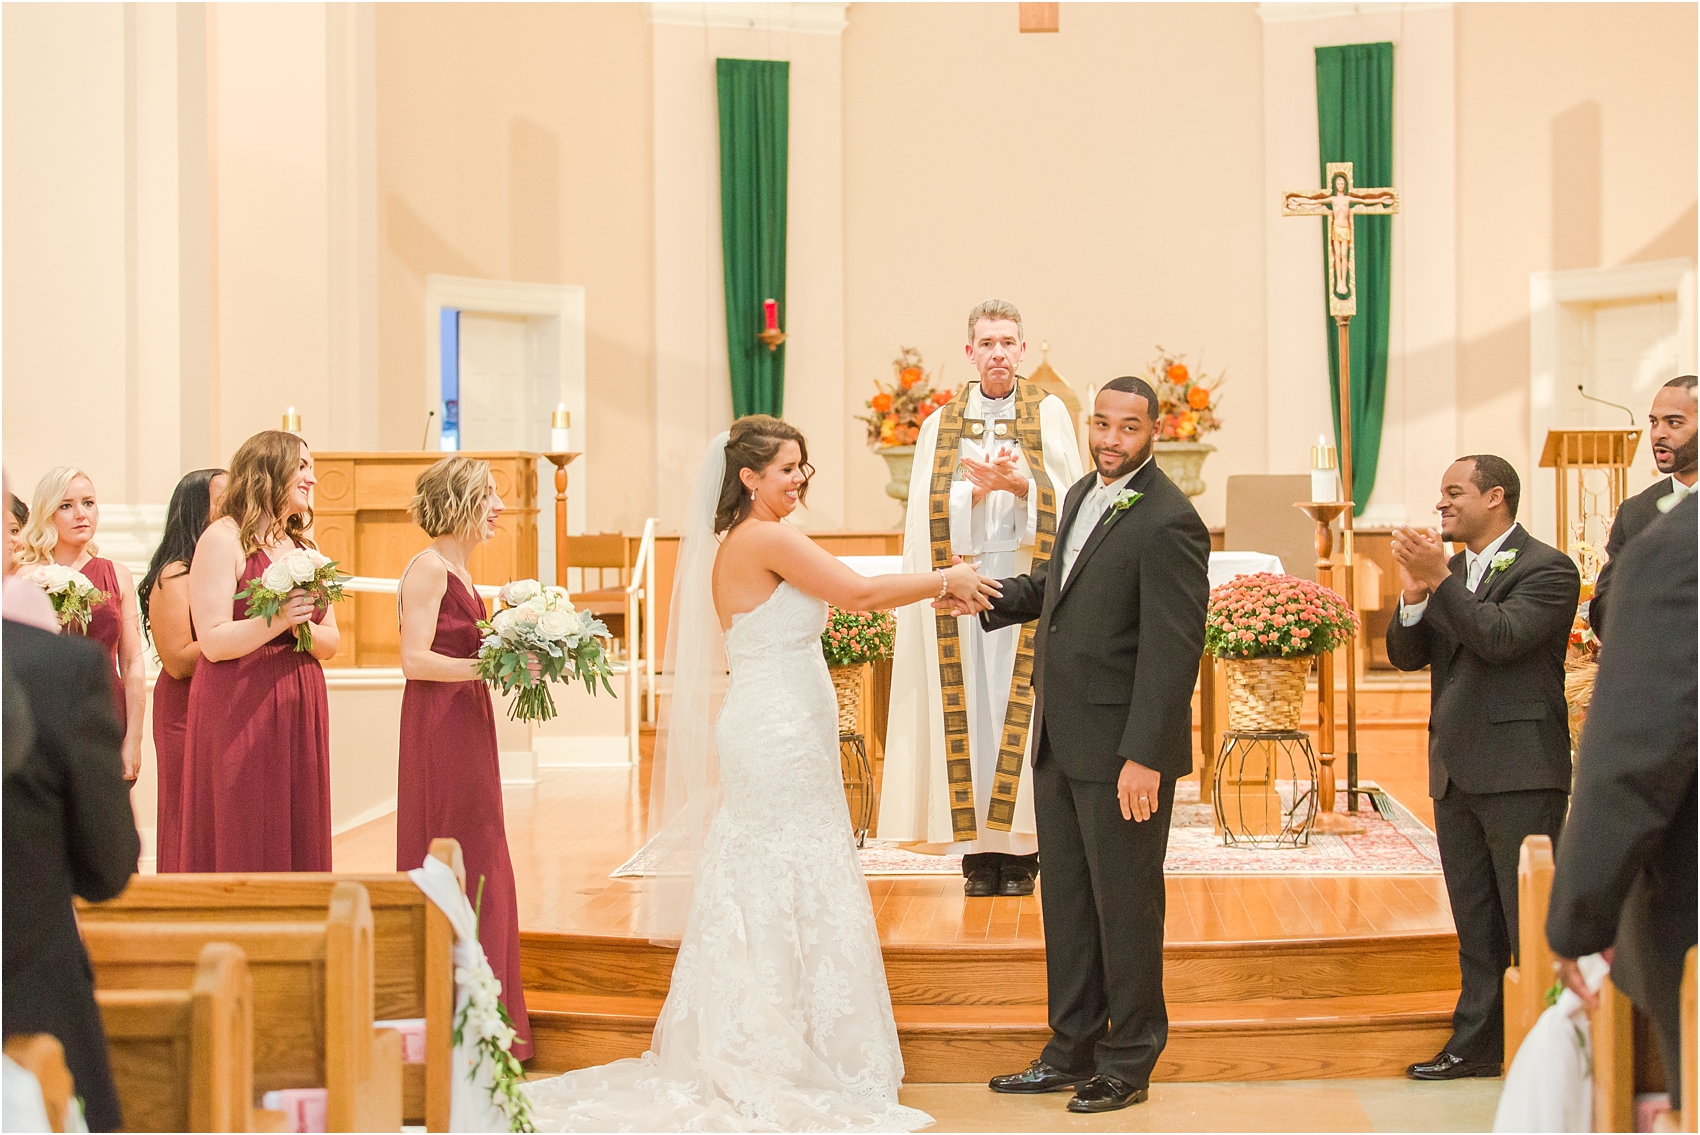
[927,381,1060,839]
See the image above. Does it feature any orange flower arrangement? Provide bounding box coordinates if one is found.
[1143,347,1225,442]
[858,347,955,448]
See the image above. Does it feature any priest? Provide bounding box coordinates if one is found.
[879,299,1083,897]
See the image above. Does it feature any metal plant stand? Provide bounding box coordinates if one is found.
[839,732,876,848]
[1212,730,1321,849]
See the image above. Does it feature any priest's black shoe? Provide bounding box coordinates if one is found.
[963,865,999,897]
[1066,1075,1148,1113]
[987,1059,1088,1094]
[1405,1051,1502,1080]
[997,864,1036,897]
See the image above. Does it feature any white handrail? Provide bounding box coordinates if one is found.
[343,574,503,600]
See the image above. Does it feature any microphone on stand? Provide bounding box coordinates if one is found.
[421,410,436,450]
[1577,383,1636,426]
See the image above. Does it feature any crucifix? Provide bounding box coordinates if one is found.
[1282,160,1399,818]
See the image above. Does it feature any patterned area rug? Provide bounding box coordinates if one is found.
[611,779,1441,879]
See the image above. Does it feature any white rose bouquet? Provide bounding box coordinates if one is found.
[475,578,615,723]
[234,548,350,652]
[27,564,108,632]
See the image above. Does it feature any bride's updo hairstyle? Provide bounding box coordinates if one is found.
[714,415,813,534]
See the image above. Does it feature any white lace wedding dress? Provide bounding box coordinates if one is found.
[524,582,932,1132]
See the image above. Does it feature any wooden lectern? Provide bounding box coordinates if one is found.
[312,452,540,667]
[1539,429,1641,557]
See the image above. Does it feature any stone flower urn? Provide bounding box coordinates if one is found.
[1153,440,1216,498]
[875,445,916,525]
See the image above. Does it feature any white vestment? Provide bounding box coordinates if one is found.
[878,386,1084,854]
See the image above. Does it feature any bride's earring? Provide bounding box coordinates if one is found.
[749,489,756,501]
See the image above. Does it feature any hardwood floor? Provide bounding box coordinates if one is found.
[333,678,1464,1082]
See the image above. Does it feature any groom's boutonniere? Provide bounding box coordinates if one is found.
[1487,548,1518,578]
[1101,489,1144,528]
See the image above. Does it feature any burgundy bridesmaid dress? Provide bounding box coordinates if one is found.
[396,570,531,1058]
[151,593,195,873]
[179,549,332,872]
[76,556,127,733]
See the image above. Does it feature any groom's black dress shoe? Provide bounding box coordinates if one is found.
[987,1059,1088,1094]
[1405,1051,1501,1080]
[1066,1075,1148,1112]
[997,865,1036,897]
[964,865,1000,897]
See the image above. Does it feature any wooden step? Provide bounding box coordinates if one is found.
[521,930,1459,1006]
[522,990,1456,1082]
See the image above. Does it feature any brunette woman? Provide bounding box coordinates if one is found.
[181,432,339,871]
[138,468,228,873]
[396,456,530,1056]
[17,468,147,781]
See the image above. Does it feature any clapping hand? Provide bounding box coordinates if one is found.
[932,557,1001,616]
[1390,526,1447,598]
[960,450,1027,506]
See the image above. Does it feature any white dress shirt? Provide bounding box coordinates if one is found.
[947,390,1037,556]
[1660,474,1694,512]
[1059,458,1150,584]
[1399,522,1520,626]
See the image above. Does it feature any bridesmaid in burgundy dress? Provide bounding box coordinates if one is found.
[138,469,228,873]
[397,456,531,1057]
[182,431,339,872]
[18,468,147,781]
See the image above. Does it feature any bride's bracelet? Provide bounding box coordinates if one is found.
[937,569,949,601]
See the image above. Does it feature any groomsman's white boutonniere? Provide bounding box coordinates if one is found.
[1101,489,1144,527]
[1487,548,1518,579]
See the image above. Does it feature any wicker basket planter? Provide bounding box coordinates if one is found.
[1223,655,1314,732]
[829,664,864,735]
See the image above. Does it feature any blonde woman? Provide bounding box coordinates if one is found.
[17,468,147,780]
[181,431,339,871]
[396,457,530,1057]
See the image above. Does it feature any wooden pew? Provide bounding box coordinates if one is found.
[1503,834,1556,1067]
[3,1034,75,1133]
[95,942,257,1132]
[83,881,401,1133]
[79,839,463,1131]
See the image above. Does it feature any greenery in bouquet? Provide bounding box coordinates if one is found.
[821,607,896,668]
[476,579,615,723]
[1141,346,1225,442]
[234,548,350,652]
[1205,572,1358,659]
[857,347,956,449]
[26,563,107,632]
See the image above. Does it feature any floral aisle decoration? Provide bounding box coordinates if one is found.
[1143,346,1225,442]
[453,875,535,1132]
[234,548,350,652]
[857,347,955,450]
[26,563,107,631]
[1206,572,1359,731]
[475,579,615,724]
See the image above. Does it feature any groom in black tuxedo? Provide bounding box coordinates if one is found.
[967,376,1210,1112]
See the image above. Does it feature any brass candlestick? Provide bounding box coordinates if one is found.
[543,452,582,589]
[757,327,788,352]
[1296,500,1363,836]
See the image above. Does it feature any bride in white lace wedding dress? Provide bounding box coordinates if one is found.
[524,418,997,1133]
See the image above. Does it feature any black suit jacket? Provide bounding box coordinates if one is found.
[1548,493,1697,1033]
[1385,525,1581,798]
[1587,474,1678,639]
[2,620,140,1132]
[981,460,1211,783]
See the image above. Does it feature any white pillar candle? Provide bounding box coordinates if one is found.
[550,404,571,452]
[1310,433,1337,502]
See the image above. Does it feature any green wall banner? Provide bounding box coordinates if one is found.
[716,58,789,419]
[1316,41,1393,517]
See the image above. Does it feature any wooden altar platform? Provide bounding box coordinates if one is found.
[331,682,1462,1083]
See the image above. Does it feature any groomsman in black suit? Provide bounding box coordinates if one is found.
[1588,374,1696,638]
[1548,492,1697,1110]
[1387,455,1581,1080]
[970,376,1210,1113]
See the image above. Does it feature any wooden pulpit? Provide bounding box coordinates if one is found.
[1539,429,1641,557]
[312,452,540,667]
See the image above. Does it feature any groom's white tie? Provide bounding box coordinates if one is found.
[1061,481,1112,584]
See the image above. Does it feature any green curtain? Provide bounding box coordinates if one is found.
[716,58,789,419]
[1316,42,1393,517]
